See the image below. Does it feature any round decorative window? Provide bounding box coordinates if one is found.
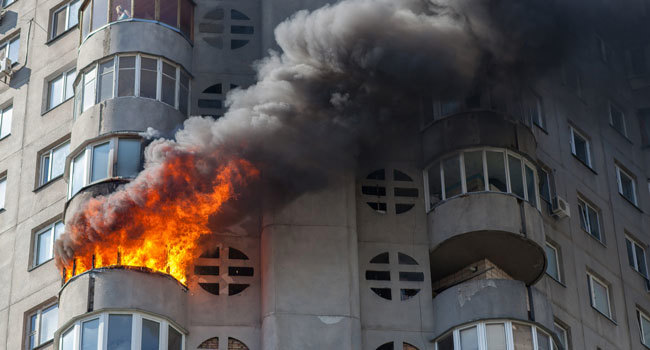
[195,246,253,296]
[361,169,419,215]
[199,7,254,49]
[365,252,424,301]
[377,341,420,350]
[198,336,250,350]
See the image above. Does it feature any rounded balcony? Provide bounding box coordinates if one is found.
[78,0,193,70]
[56,267,187,350]
[421,110,537,168]
[70,53,190,150]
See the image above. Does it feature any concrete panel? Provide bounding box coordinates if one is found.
[261,313,361,350]
[78,21,193,72]
[431,279,554,339]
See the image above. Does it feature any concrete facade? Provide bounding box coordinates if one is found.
[0,0,649,350]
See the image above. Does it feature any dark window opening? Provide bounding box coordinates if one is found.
[229,248,249,260]
[399,272,424,282]
[228,284,249,296]
[395,203,414,214]
[377,342,394,350]
[370,252,390,264]
[203,84,222,94]
[198,99,223,109]
[230,9,250,20]
[230,84,239,89]
[199,283,220,295]
[394,187,418,197]
[365,270,391,281]
[393,169,413,181]
[362,185,386,196]
[231,40,249,49]
[366,169,385,180]
[198,337,219,349]
[371,288,392,300]
[195,265,219,275]
[367,202,387,213]
[400,288,420,300]
[437,334,454,350]
[229,266,254,276]
[231,25,254,34]
[398,253,418,265]
[200,247,220,258]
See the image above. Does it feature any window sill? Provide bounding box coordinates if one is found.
[591,306,617,325]
[609,126,633,144]
[534,123,549,135]
[32,339,53,350]
[33,175,63,193]
[582,229,607,247]
[571,154,597,174]
[41,96,73,116]
[546,273,566,288]
[0,134,9,142]
[619,193,642,213]
[45,26,77,46]
[28,258,53,272]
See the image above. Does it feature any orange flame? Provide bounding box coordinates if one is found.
[58,151,259,285]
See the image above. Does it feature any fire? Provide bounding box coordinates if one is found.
[58,150,258,285]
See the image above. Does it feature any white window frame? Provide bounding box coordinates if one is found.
[32,220,64,268]
[434,320,561,350]
[48,68,76,110]
[59,311,186,350]
[545,242,561,282]
[538,167,552,204]
[638,309,650,347]
[0,175,6,210]
[26,303,58,350]
[608,102,627,137]
[0,104,12,139]
[626,235,648,277]
[616,164,638,205]
[577,196,602,242]
[587,273,613,319]
[570,126,592,168]
[39,140,70,186]
[424,147,540,212]
[553,321,569,350]
[1,35,20,65]
[50,0,81,39]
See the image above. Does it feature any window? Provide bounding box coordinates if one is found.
[587,273,612,318]
[48,69,76,110]
[0,36,20,64]
[198,337,252,350]
[0,175,5,210]
[365,251,423,301]
[638,310,650,347]
[51,0,81,39]
[0,105,12,139]
[570,126,591,167]
[545,242,561,282]
[60,311,184,350]
[538,168,552,204]
[626,236,648,277]
[577,197,602,242]
[26,304,58,349]
[2,0,14,7]
[361,169,418,215]
[195,246,254,296]
[435,321,560,350]
[425,148,539,211]
[616,164,638,205]
[33,220,64,267]
[69,137,142,197]
[39,140,70,186]
[553,322,569,350]
[75,54,189,115]
[523,91,544,128]
[609,103,627,137]
[562,64,582,97]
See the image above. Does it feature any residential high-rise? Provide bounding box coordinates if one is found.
[0,0,649,349]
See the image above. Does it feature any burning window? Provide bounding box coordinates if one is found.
[365,252,423,301]
[195,247,253,296]
[361,169,418,215]
[199,7,254,49]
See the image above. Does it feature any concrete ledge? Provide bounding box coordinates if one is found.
[78,20,193,73]
[431,279,554,339]
[421,111,537,167]
[428,192,546,284]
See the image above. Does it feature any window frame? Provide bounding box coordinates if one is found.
[570,126,592,168]
[434,320,561,350]
[2,0,15,8]
[25,302,59,350]
[0,174,6,210]
[0,35,20,65]
[577,196,602,243]
[39,140,71,187]
[50,0,81,40]
[616,164,638,206]
[47,68,77,111]
[0,104,12,139]
[626,235,648,278]
[608,102,627,138]
[553,321,570,350]
[545,241,562,283]
[32,219,64,268]
[638,309,650,348]
[424,147,540,212]
[587,273,613,319]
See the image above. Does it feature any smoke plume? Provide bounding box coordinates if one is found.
[55,0,632,278]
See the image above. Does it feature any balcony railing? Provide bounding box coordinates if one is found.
[79,0,194,42]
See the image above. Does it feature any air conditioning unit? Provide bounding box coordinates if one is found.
[0,57,12,77]
[552,196,570,218]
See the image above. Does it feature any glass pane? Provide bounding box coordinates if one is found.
[49,75,64,109]
[66,70,76,100]
[0,178,5,209]
[627,239,636,268]
[8,37,19,63]
[41,154,50,184]
[486,151,507,192]
[592,278,610,316]
[587,207,600,240]
[39,305,58,344]
[81,4,91,38]
[525,165,536,207]
[107,314,132,350]
[118,56,136,97]
[53,8,67,38]
[61,327,75,350]
[92,0,108,31]
[539,169,551,202]
[71,152,85,195]
[545,244,559,280]
[36,228,53,265]
[437,334,454,350]
[116,139,141,177]
[512,323,533,350]
[54,221,65,241]
[82,68,97,111]
[642,316,650,346]
[636,244,648,276]
[180,0,193,37]
[460,326,478,350]
[443,155,461,198]
[140,57,158,99]
[99,59,114,102]
[52,142,70,179]
[464,151,485,192]
[111,0,132,21]
[74,81,82,118]
[134,0,155,20]
[160,0,179,27]
[621,174,635,202]
[508,155,524,198]
[486,324,507,350]
[68,0,81,29]
[161,63,176,106]
[573,132,588,164]
[141,319,160,350]
[168,326,182,350]
[553,324,567,349]
[91,142,110,182]
[537,332,551,350]
[0,106,10,138]
[81,318,99,350]
[427,163,442,207]
[179,71,189,114]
